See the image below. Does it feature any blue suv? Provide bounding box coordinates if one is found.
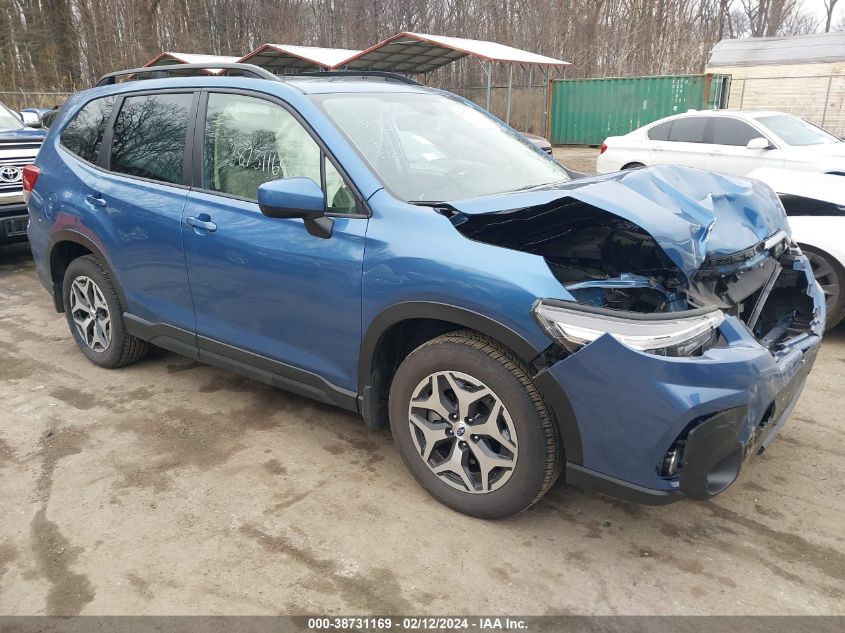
[26,64,825,518]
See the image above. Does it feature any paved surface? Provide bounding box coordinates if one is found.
[1,208,844,616]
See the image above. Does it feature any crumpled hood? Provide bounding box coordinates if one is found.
[448,164,789,281]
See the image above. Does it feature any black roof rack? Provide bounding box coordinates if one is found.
[96,62,281,86]
[292,70,421,85]
[96,64,423,89]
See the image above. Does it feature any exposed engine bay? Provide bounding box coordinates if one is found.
[451,194,819,353]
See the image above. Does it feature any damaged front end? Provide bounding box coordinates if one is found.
[450,165,825,356]
[446,165,825,502]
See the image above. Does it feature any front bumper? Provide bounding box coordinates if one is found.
[534,268,825,505]
[0,202,29,244]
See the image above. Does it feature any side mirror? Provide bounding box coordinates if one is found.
[257,177,332,239]
[40,110,57,129]
[746,137,772,150]
[20,111,42,128]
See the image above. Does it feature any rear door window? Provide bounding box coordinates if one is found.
[711,118,761,146]
[109,93,193,185]
[667,117,709,143]
[61,96,116,164]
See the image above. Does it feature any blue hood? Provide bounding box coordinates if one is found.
[0,127,47,141]
[449,165,789,281]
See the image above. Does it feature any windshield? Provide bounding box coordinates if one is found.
[313,91,569,202]
[756,114,841,146]
[0,103,23,130]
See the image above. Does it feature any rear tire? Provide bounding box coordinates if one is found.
[388,330,562,519]
[62,255,148,368]
[801,244,845,330]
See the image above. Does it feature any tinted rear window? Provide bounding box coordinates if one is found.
[61,97,116,163]
[110,93,193,185]
[711,118,760,146]
[667,117,708,143]
[647,121,672,141]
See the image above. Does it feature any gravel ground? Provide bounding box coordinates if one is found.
[1,197,844,616]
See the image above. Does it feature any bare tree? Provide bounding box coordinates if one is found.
[824,0,840,32]
[0,0,827,97]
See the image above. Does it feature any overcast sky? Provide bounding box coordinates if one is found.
[803,0,844,29]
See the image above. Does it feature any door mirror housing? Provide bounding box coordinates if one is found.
[746,137,772,150]
[19,111,42,128]
[257,177,333,238]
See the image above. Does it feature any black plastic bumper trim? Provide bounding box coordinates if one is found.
[565,463,681,506]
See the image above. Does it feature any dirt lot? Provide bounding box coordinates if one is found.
[553,146,601,174]
[1,157,844,615]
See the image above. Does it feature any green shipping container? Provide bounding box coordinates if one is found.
[549,74,730,145]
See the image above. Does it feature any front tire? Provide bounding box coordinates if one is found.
[63,255,148,368]
[388,331,562,519]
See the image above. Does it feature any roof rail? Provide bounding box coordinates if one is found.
[96,62,281,86]
[292,70,421,86]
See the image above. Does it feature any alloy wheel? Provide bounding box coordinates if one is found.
[69,275,112,352]
[407,370,518,493]
[805,250,841,315]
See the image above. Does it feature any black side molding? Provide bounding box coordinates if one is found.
[124,313,359,413]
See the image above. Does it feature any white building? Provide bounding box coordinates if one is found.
[706,32,845,137]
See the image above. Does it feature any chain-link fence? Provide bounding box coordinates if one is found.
[728,74,845,137]
[450,84,551,137]
[0,91,74,111]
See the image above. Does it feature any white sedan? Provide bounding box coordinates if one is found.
[597,110,845,177]
[748,168,845,330]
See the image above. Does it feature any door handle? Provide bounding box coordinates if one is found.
[186,215,217,232]
[85,194,107,207]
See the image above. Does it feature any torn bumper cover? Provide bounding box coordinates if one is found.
[534,306,821,504]
[449,165,826,503]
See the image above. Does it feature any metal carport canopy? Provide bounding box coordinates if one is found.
[239,44,362,73]
[335,32,569,129]
[335,32,569,73]
[144,52,241,75]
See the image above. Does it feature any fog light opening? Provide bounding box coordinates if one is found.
[758,402,777,430]
[659,442,686,478]
[705,449,743,495]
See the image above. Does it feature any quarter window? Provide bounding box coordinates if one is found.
[647,121,672,141]
[110,93,193,185]
[667,117,708,143]
[711,119,761,146]
[325,159,356,214]
[203,93,357,213]
[61,96,116,163]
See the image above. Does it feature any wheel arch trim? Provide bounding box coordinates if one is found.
[358,301,544,392]
[47,229,127,312]
[359,301,585,466]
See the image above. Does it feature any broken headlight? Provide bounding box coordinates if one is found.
[533,300,725,356]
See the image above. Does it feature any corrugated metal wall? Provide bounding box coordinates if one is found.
[706,62,845,137]
[549,75,729,145]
